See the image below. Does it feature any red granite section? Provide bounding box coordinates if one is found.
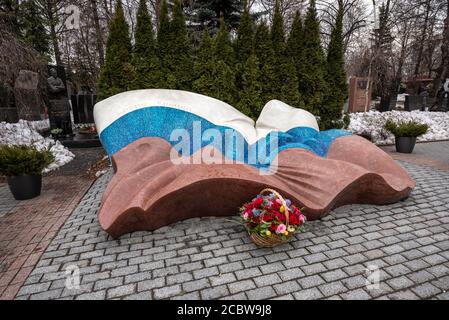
[0,176,92,300]
[98,135,415,238]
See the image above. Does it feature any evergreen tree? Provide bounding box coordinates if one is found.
[287,11,304,83]
[323,0,348,129]
[131,0,161,89]
[98,1,133,101]
[167,0,194,90]
[234,0,253,65]
[214,19,234,66]
[211,60,237,105]
[237,54,263,119]
[234,0,254,92]
[187,0,243,31]
[19,0,50,57]
[270,1,302,107]
[300,0,327,116]
[210,19,237,105]
[157,0,171,88]
[254,22,276,104]
[192,28,215,97]
[271,0,285,57]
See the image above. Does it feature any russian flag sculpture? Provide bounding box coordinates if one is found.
[94,89,415,238]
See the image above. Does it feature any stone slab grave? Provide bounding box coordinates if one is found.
[93,89,415,238]
[13,70,44,121]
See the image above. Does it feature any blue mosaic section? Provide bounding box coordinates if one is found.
[99,106,351,169]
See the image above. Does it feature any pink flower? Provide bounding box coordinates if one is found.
[243,212,249,220]
[299,214,306,223]
[276,224,287,234]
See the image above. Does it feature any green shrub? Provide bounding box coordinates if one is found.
[0,145,55,176]
[384,120,429,137]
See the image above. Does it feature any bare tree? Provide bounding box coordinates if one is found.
[319,0,370,53]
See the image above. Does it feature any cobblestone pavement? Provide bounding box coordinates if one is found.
[0,176,93,299]
[14,162,449,300]
[381,141,449,172]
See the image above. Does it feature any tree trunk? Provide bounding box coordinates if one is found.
[44,0,62,65]
[434,0,449,96]
[414,0,432,77]
[90,0,105,67]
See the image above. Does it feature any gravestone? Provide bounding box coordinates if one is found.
[47,65,72,135]
[348,77,372,113]
[71,94,96,123]
[0,84,18,122]
[405,95,423,111]
[14,70,43,121]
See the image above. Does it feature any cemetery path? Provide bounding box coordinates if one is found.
[381,141,449,172]
[1,142,448,300]
[0,148,103,299]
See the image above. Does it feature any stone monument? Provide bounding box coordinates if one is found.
[14,70,44,121]
[93,89,415,238]
[348,77,372,113]
[47,66,72,136]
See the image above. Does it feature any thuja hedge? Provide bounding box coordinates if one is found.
[98,0,349,130]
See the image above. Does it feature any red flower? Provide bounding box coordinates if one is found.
[269,223,277,232]
[275,213,286,222]
[253,197,263,207]
[289,215,297,225]
[262,213,273,222]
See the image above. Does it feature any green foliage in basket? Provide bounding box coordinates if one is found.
[0,145,55,176]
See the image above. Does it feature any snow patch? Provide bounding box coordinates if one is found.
[348,111,449,145]
[0,120,75,172]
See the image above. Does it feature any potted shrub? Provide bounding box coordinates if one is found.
[0,145,54,200]
[384,120,429,153]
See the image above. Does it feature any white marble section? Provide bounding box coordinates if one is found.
[94,89,319,144]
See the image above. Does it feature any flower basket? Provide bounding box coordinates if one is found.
[239,188,307,248]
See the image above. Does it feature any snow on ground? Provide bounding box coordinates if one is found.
[0,120,75,172]
[349,111,449,145]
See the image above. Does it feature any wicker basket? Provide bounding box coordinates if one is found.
[247,188,293,248]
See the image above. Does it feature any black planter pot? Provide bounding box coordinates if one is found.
[395,137,417,154]
[7,175,42,200]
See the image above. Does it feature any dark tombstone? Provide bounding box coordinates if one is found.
[379,95,396,112]
[404,95,423,111]
[14,70,44,121]
[0,84,18,122]
[47,65,73,135]
[71,94,96,124]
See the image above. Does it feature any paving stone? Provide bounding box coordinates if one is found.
[273,280,301,295]
[321,269,347,282]
[246,286,276,300]
[411,283,442,299]
[75,290,106,300]
[153,284,182,299]
[182,278,211,292]
[107,284,136,299]
[340,289,371,300]
[318,281,348,297]
[386,276,415,290]
[228,280,256,294]
[201,285,229,299]
[293,287,323,300]
[297,275,325,289]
